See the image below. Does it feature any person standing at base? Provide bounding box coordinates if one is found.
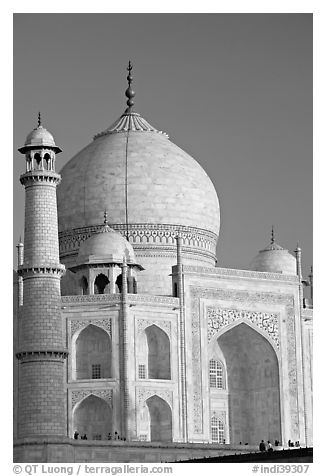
[259,440,266,451]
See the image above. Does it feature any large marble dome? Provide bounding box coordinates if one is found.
[57,92,220,296]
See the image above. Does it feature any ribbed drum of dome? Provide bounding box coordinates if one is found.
[17,115,67,438]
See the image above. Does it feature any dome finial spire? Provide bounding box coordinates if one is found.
[38,111,41,128]
[125,61,135,113]
[271,225,275,245]
[104,209,108,225]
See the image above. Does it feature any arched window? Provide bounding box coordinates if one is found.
[44,153,51,170]
[127,276,137,294]
[173,283,178,297]
[116,274,137,294]
[73,395,112,440]
[80,276,88,295]
[94,273,109,294]
[75,324,112,380]
[211,416,225,443]
[115,274,122,293]
[34,152,42,169]
[146,395,172,442]
[209,359,224,388]
[145,325,171,380]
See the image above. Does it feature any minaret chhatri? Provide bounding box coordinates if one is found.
[17,113,67,438]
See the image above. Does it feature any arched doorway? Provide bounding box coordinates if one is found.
[146,395,172,442]
[145,325,171,379]
[73,395,112,440]
[80,276,88,295]
[75,324,111,380]
[94,273,109,294]
[218,322,281,445]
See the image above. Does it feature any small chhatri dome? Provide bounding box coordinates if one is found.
[248,228,297,275]
[76,213,143,268]
[18,112,62,154]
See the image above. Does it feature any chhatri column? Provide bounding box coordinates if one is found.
[16,115,67,438]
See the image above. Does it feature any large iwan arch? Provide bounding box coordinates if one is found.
[74,324,112,380]
[145,325,171,379]
[217,322,281,445]
[73,395,112,440]
[146,395,172,442]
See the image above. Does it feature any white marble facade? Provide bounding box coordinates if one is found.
[14,89,313,457]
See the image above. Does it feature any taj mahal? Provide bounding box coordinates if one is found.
[13,63,313,463]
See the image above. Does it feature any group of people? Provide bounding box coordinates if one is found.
[73,431,87,440]
[107,432,126,441]
[259,440,276,452]
[288,440,301,448]
[73,430,127,441]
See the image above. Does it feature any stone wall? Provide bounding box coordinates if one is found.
[14,438,257,463]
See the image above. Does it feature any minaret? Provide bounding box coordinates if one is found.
[16,114,67,438]
[16,237,24,307]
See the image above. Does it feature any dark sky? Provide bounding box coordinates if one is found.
[13,13,312,278]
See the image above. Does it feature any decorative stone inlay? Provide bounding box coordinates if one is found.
[190,287,297,435]
[70,318,112,337]
[207,308,280,348]
[129,294,179,307]
[62,294,121,304]
[59,223,218,256]
[286,311,299,438]
[137,319,171,338]
[136,387,173,409]
[71,389,113,409]
[20,171,61,186]
[16,350,68,361]
[18,264,66,278]
[183,265,298,283]
[62,293,179,307]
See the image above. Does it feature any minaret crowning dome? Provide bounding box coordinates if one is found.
[57,64,220,295]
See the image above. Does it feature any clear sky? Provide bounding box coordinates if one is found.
[13,13,312,278]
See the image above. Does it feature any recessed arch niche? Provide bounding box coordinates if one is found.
[145,325,171,380]
[217,322,281,445]
[74,324,112,380]
[73,395,112,440]
[146,395,172,442]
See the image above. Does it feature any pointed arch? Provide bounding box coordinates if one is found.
[145,324,171,379]
[94,273,109,294]
[74,324,111,380]
[217,322,281,445]
[146,395,172,442]
[115,274,122,293]
[215,317,280,357]
[80,276,88,295]
[43,152,51,170]
[73,394,112,440]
